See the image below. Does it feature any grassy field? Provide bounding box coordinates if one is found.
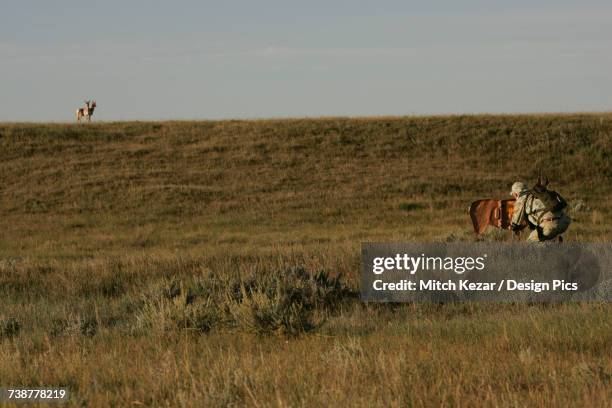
[0,115,611,406]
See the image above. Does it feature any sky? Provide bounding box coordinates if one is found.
[1,1,611,121]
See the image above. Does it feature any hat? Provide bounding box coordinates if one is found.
[510,181,527,196]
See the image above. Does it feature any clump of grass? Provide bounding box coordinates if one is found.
[321,337,365,366]
[481,227,514,242]
[228,287,313,335]
[135,283,219,333]
[134,266,353,336]
[229,268,317,335]
[0,317,20,339]
[50,314,98,337]
[399,202,426,212]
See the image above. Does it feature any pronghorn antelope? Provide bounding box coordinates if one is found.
[76,100,97,122]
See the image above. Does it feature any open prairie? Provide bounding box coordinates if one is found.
[1,115,611,406]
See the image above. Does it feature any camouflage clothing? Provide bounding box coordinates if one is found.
[511,192,571,242]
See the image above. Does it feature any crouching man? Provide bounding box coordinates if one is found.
[510,181,571,242]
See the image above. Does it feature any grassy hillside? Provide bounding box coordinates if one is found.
[0,115,611,406]
[1,115,610,258]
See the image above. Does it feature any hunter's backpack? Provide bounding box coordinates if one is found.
[529,178,567,213]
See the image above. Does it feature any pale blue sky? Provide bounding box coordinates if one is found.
[1,1,611,121]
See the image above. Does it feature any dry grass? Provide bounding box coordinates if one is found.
[0,114,611,406]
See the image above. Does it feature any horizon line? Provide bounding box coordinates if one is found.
[2,110,612,125]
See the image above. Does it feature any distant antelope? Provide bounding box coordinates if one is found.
[76,100,97,122]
